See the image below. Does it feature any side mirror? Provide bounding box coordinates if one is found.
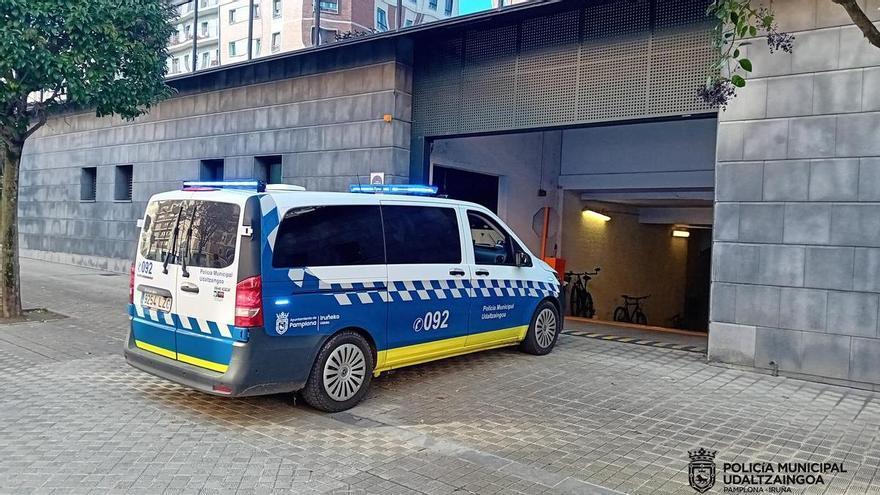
[516,252,531,267]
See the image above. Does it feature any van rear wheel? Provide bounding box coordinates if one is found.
[302,331,374,412]
[519,301,560,355]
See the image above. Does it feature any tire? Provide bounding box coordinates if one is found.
[301,330,374,413]
[519,301,560,355]
[584,292,595,318]
[613,307,628,322]
[633,310,648,326]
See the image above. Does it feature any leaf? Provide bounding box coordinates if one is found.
[739,58,753,72]
[749,25,757,37]
[731,74,746,87]
[733,48,740,58]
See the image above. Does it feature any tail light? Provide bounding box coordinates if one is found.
[235,275,263,327]
[129,262,136,304]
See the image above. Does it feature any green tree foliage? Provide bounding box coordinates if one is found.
[0,0,176,317]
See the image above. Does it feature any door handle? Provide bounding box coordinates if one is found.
[180,283,199,294]
[449,268,465,276]
[475,269,490,276]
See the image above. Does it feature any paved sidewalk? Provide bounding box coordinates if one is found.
[1,259,880,494]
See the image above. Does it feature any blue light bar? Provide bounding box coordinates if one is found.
[350,184,438,196]
[182,179,266,192]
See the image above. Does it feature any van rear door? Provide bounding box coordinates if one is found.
[132,195,192,359]
[172,197,246,373]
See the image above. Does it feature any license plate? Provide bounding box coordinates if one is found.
[142,292,172,313]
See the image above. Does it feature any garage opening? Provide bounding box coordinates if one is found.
[427,117,716,349]
[432,166,499,213]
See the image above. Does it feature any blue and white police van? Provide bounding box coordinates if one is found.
[125,180,562,411]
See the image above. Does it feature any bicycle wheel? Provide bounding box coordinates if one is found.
[613,307,628,322]
[633,310,647,325]
[584,292,595,318]
[569,286,580,316]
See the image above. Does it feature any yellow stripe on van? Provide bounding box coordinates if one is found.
[177,353,229,373]
[374,325,528,374]
[135,340,177,360]
[135,340,229,373]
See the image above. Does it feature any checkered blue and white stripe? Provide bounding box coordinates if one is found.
[323,279,559,306]
[132,305,235,339]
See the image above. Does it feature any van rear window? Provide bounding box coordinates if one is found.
[272,205,385,268]
[139,200,240,269]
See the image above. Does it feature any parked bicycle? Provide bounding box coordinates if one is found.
[613,294,649,325]
[564,267,600,318]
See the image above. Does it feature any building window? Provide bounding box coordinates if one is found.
[171,58,180,73]
[200,21,208,37]
[200,159,224,181]
[183,54,190,70]
[201,52,209,68]
[229,39,245,57]
[228,8,237,24]
[428,0,437,10]
[311,27,336,44]
[444,0,453,15]
[114,165,133,201]
[273,0,281,17]
[320,0,338,12]
[271,32,281,52]
[255,155,283,184]
[252,3,261,18]
[376,7,388,31]
[80,167,97,201]
[405,19,413,26]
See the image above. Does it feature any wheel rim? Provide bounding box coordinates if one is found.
[323,343,366,402]
[535,308,557,348]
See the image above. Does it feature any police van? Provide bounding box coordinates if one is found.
[125,180,562,412]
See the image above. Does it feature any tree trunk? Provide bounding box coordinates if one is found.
[0,141,23,319]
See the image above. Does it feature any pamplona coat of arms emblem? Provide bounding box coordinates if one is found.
[688,448,717,493]
[275,312,289,335]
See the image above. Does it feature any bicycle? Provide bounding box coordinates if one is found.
[564,267,600,318]
[613,294,649,325]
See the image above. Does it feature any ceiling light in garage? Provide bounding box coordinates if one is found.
[672,229,690,238]
[582,209,611,222]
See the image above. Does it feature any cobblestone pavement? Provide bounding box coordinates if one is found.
[2,259,880,495]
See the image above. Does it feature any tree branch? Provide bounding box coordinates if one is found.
[832,0,880,49]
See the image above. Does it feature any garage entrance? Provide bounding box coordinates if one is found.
[427,117,717,344]
[432,166,500,213]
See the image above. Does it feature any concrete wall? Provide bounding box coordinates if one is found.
[20,44,413,272]
[709,0,880,390]
[559,118,718,191]
[429,131,562,255]
[560,192,689,325]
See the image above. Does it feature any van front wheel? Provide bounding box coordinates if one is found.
[302,331,374,412]
[519,301,560,355]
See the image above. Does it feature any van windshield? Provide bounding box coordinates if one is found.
[139,199,241,269]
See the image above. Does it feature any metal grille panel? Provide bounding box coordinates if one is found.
[413,0,715,137]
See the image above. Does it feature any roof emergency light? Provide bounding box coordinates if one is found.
[350,184,438,196]
[182,179,266,192]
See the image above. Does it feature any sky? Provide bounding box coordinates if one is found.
[459,0,493,15]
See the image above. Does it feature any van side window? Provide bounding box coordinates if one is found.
[272,205,385,267]
[382,205,461,264]
[467,211,516,265]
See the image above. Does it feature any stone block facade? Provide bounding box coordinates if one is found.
[20,40,413,272]
[709,0,880,389]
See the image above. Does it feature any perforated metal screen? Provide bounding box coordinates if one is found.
[413,0,715,138]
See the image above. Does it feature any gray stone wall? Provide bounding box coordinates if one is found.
[20,54,412,272]
[709,0,880,390]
